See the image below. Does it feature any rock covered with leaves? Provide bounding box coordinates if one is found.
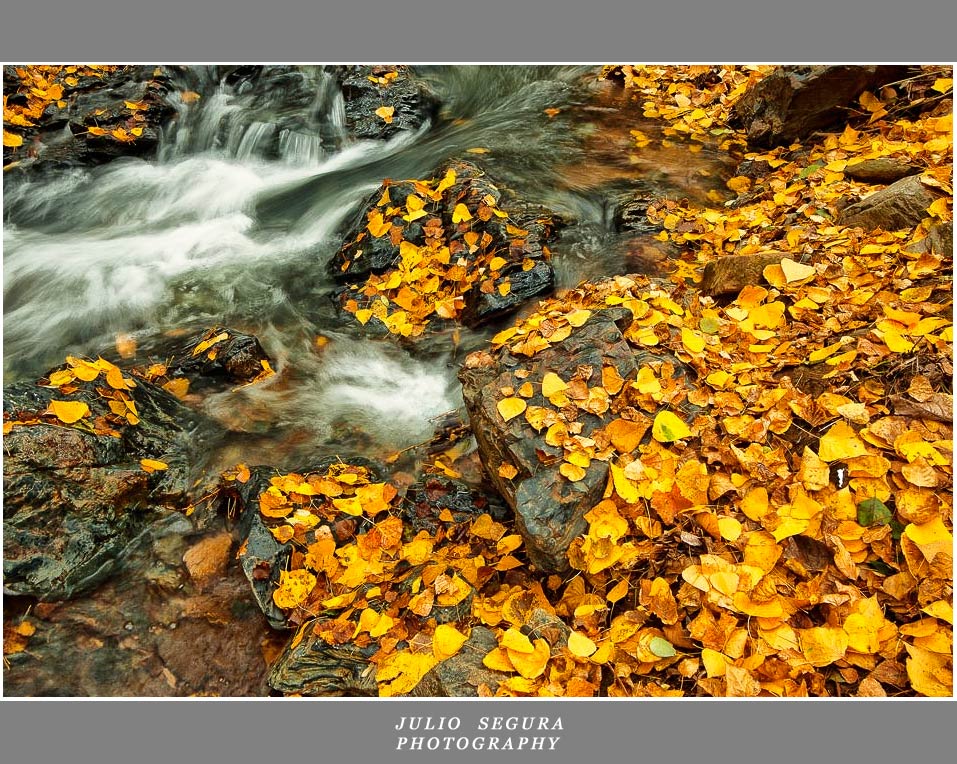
[3,65,175,172]
[2,355,213,600]
[331,160,559,336]
[333,65,440,141]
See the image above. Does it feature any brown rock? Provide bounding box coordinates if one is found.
[839,175,943,231]
[906,221,953,261]
[699,252,787,297]
[730,65,909,149]
[183,532,233,590]
[844,157,921,184]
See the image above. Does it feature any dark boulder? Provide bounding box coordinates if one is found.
[3,361,214,600]
[128,325,274,394]
[838,174,944,231]
[330,160,559,334]
[729,65,911,149]
[402,474,509,536]
[3,65,176,173]
[333,65,440,141]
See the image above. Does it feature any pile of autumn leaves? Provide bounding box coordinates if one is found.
[250,66,951,697]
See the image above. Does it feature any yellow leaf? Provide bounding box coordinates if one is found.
[726,176,752,193]
[374,105,395,124]
[47,400,90,424]
[681,327,706,353]
[140,458,168,473]
[501,627,535,654]
[931,77,953,94]
[377,650,438,697]
[272,569,316,610]
[506,638,550,679]
[498,462,519,480]
[818,421,868,461]
[568,631,597,658]
[652,410,691,442]
[922,600,953,625]
[740,487,769,521]
[905,644,952,696]
[366,210,393,238]
[559,462,587,482]
[452,203,472,223]
[610,463,639,503]
[47,369,76,386]
[497,396,527,422]
[482,647,515,672]
[541,371,568,398]
[192,331,229,356]
[162,378,190,399]
[3,130,24,147]
[433,624,469,661]
[800,626,848,666]
[717,516,742,541]
[606,579,629,603]
[780,258,816,283]
[566,309,592,327]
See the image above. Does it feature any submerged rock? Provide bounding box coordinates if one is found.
[2,360,214,600]
[127,325,275,395]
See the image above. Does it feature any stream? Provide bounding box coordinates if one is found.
[3,65,737,695]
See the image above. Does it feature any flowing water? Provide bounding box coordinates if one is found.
[3,65,740,695]
[5,65,734,469]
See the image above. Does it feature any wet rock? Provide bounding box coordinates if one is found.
[330,160,559,333]
[844,157,922,185]
[906,221,953,261]
[267,618,379,696]
[229,459,385,629]
[238,512,292,630]
[420,626,506,696]
[402,475,508,536]
[3,65,176,173]
[3,368,215,600]
[3,540,273,696]
[700,251,788,298]
[140,326,274,392]
[460,294,694,573]
[730,65,910,149]
[182,531,233,591]
[334,65,440,141]
[838,174,944,231]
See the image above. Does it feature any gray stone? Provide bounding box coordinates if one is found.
[839,175,943,231]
